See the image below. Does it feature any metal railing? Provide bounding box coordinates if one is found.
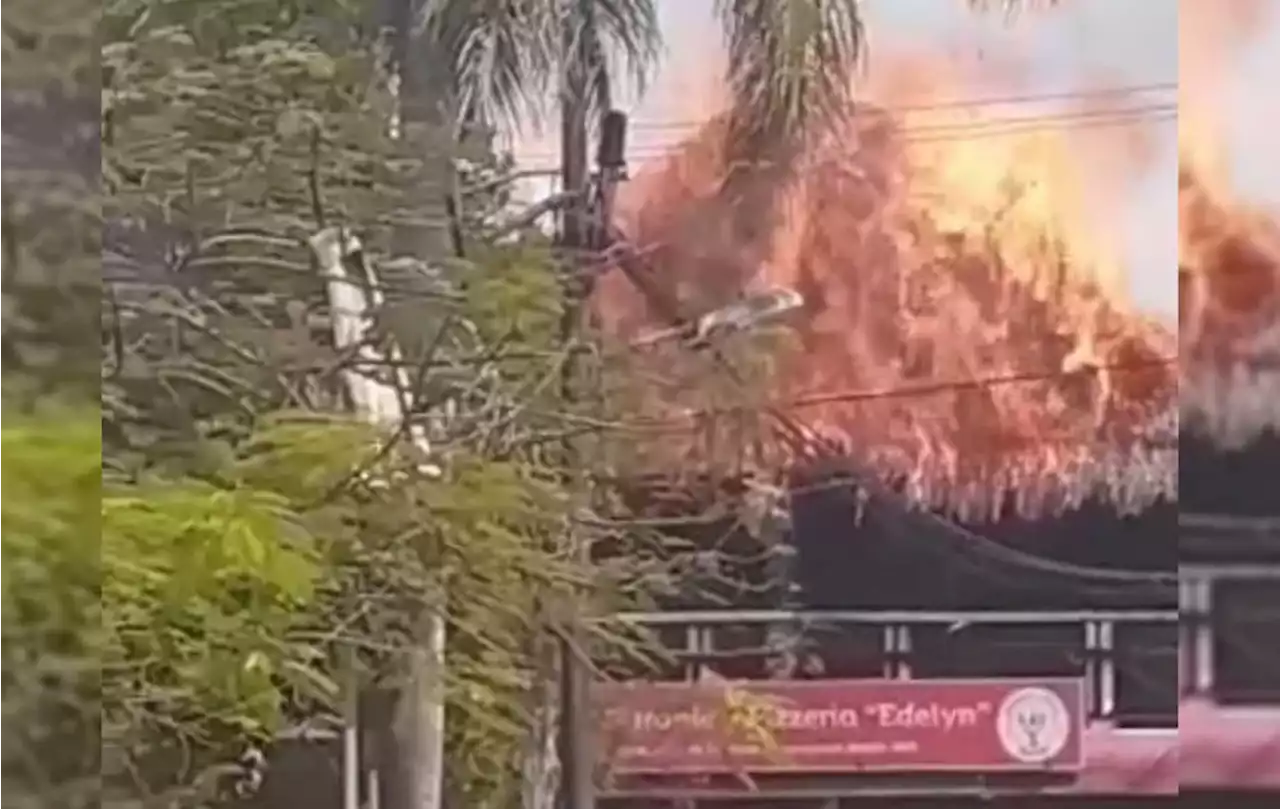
[1182,562,1280,703]
[614,607,1177,724]
[1181,512,1280,562]
[607,562,1280,724]
[1180,512,1280,540]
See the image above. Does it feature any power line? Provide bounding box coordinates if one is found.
[516,103,1176,166]
[775,447,1178,595]
[609,114,1177,162]
[559,101,1177,151]
[784,404,1175,594]
[866,101,1174,133]
[537,104,1179,592]
[900,109,1176,144]
[783,356,1176,410]
[596,357,1177,435]
[595,239,1177,591]
[880,489,1178,588]
[626,81,1178,131]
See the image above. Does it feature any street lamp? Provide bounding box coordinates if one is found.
[687,286,805,348]
[631,286,806,349]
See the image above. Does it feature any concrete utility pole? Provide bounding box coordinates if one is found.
[552,1,592,804]
[311,227,445,809]
[554,29,629,804]
[384,0,451,806]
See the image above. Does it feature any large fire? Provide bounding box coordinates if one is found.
[594,55,1177,519]
[1178,0,1280,446]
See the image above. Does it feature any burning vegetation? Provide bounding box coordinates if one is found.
[1179,0,1280,449]
[1177,0,1280,525]
[1179,166,1280,446]
[594,58,1176,521]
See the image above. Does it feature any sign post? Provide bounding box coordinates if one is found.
[592,679,1085,777]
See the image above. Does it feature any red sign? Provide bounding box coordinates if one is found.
[594,678,1084,775]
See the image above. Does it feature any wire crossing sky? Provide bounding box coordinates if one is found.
[510,0,1271,321]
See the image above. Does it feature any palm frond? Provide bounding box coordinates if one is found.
[714,0,865,143]
[420,0,659,133]
[965,0,1062,20]
[559,0,661,122]
[419,0,559,131]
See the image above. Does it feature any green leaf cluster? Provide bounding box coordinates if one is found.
[1,406,103,809]
[5,399,661,809]
[100,492,319,806]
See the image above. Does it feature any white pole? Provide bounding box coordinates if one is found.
[342,646,360,809]
[311,228,446,809]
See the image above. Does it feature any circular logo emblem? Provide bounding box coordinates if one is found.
[995,687,1072,764]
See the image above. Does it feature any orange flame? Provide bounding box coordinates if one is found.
[597,54,1176,517]
[1179,0,1280,446]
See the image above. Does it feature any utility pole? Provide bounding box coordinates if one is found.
[557,111,628,809]
[558,0,591,254]
[554,30,590,802]
[312,226,445,809]
[552,0,592,798]
[383,0,450,807]
[554,0,629,796]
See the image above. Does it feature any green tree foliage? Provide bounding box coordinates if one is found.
[2,0,102,404]
[90,409,720,809]
[100,0,540,469]
[5,400,658,809]
[102,0,422,464]
[101,476,323,806]
[1,407,103,809]
[94,4,671,806]
[3,406,329,809]
[3,3,106,806]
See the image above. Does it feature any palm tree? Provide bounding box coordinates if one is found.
[714,0,1056,152]
[422,0,1054,127]
[708,0,864,282]
[398,4,1054,804]
[967,0,1061,17]
[417,0,659,130]
[414,0,1055,257]
[708,0,1056,273]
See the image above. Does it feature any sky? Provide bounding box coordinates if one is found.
[1223,3,1280,203]
[510,0,1279,320]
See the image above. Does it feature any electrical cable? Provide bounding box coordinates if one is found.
[594,232,1177,597]
[783,496,1174,608]
[782,431,1177,593]
[520,114,1178,169]
[536,91,1182,597]
[625,81,1178,130]
[639,351,1174,404]
[516,102,1177,166]
[883,487,1176,585]
[537,115,1178,164]
[589,358,1177,447]
[784,357,1175,409]
[643,102,1177,141]
[782,392,1177,594]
